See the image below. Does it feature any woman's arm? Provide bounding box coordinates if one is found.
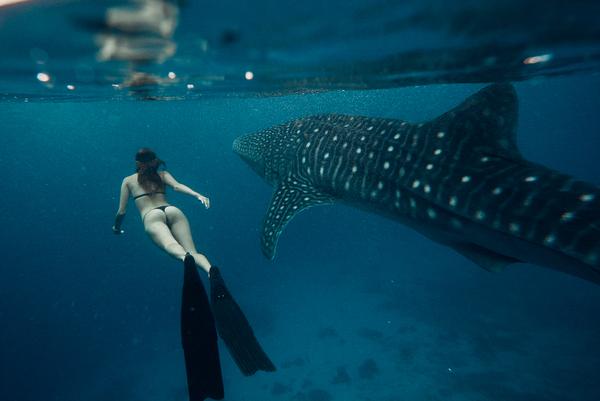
[113,178,130,234]
[162,171,210,208]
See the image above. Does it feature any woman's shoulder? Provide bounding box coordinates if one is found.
[122,173,137,184]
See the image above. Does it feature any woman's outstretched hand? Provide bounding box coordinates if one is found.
[197,195,210,209]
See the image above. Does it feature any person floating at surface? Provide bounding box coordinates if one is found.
[112,148,275,400]
[112,147,212,272]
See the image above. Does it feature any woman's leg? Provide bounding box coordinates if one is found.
[144,209,187,261]
[166,207,212,273]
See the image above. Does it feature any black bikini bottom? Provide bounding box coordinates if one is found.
[143,205,172,224]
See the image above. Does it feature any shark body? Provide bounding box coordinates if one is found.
[233,84,600,284]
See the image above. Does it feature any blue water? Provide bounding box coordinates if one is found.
[2,76,600,401]
[2,1,600,401]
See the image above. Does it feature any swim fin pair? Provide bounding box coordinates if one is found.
[181,254,275,401]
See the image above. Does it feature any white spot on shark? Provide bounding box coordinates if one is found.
[424,185,431,194]
[509,223,520,233]
[352,166,358,173]
[367,126,374,131]
[302,157,306,164]
[427,208,437,219]
[399,167,406,177]
[475,210,486,220]
[314,128,319,133]
[480,156,490,162]
[388,146,394,152]
[580,193,595,202]
[378,182,384,190]
[305,142,311,148]
[426,164,434,170]
[412,180,420,189]
[437,131,445,138]
[524,176,538,182]
[356,148,362,154]
[324,153,330,159]
[383,161,390,170]
[461,176,471,183]
[544,234,556,245]
[434,149,442,155]
[561,211,575,222]
[449,196,457,207]
[368,152,374,159]
[451,218,462,229]
[492,187,503,195]
[394,133,400,140]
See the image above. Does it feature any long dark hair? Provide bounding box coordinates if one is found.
[135,148,165,191]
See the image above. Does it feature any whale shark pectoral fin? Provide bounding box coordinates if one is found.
[261,177,334,260]
[451,242,520,273]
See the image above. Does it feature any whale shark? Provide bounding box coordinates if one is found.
[233,84,600,284]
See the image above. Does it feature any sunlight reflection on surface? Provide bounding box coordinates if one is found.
[0,0,31,7]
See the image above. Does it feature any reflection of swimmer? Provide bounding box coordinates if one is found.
[106,0,178,38]
[120,71,176,88]
[113,148,211,271]
[112,148,276,384]
[96,34,175,63]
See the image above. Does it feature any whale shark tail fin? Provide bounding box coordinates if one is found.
[433,83,521,160]
[181,254,225,401]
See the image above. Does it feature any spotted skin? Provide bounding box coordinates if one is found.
[233,84,600,284]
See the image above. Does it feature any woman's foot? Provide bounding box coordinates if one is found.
[191,252,212,274]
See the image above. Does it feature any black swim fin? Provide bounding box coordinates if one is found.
[208,266,276,376]
[181,254,225,400]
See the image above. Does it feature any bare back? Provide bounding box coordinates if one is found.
[124,171,170,218]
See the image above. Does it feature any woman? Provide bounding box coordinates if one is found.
[112,148,275,382]
[112,148,212,273]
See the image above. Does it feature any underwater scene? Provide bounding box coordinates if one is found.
[1,1,600,401]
